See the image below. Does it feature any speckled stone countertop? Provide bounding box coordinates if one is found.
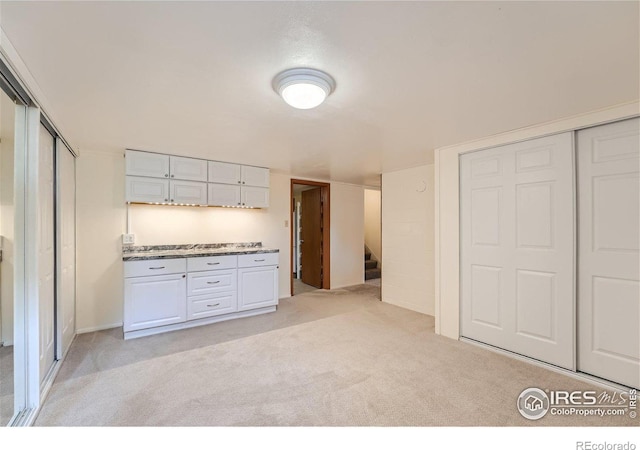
[122,242,279,261]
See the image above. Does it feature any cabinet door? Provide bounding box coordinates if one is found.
[208,183,241,207]
[238,266,278,311]
[209,161,241,185]
[169,156,208,182]
[124,273,187,332]
[241,165,270,187]
[125,150,170,178]
[241,186,269,208]
[170,180,208,205]
[126,176,170,203]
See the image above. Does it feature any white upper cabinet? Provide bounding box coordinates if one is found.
[208,183,241,207]
[125,149,269,207]
[209,161,242,185]
[170,156,208,182]
[126,176,170,203]
[170,180,208,205]
[126,150,170,178]
[241,186,269,208]
[241,165,270,188]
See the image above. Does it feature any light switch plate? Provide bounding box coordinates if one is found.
[122,233,135,245]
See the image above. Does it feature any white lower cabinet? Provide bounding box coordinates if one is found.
[124,252,279,339]
[124,273,187,332]
[237,253,279,313]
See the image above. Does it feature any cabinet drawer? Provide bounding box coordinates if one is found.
[124,258,186,278]
[187,291,237,320]
[187,255,237,272]
[188,269,236,296]
[238,252,278,268]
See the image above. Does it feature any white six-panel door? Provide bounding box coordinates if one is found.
[577,118,640,388]
[38,125,55,383]
[461,132,575,369]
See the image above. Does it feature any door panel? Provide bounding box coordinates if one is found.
[301,188,323,289]
[461,132,574,369]
[38,125,55,383]
[57,142,75,357]
[125,150,169,178]
[577,117,640,388]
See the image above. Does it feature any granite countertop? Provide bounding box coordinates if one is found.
[122,242,279,261]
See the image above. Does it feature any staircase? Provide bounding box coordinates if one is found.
[364,247,381,280]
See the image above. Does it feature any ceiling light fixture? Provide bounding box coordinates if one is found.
[273,68,335,110]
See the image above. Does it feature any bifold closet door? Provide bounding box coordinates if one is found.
[577,118,640,388]
[461,132,575,369]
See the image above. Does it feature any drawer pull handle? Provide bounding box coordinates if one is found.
[207,303,220,307]
[254,259,265,262]
[207,262,221,266]
[206,281,221,285]
[149,266,165,270]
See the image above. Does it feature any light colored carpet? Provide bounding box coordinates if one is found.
[293,278,318,295]
[0,345,13,425]
[35,284,636,426]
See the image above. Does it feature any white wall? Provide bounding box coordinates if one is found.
[364,189,381,265]
[0,92,15,345]
[76,150,365,332]
[76,150,126,332]
[381,164,434,315]
[330,183,365,289]
[434,101,639,339]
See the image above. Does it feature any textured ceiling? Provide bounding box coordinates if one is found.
[1,1,638,186]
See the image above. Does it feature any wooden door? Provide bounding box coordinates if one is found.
[460,132,575,370]
[577,118,640,388]
[301,188,323,288]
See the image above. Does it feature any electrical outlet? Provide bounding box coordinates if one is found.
[122,233,135,245]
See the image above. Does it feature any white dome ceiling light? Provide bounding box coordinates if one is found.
[273,68,336,110]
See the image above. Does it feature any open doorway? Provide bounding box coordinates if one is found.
[364,188,381,292]
[290,179,330,296]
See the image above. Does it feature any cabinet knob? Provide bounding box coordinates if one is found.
[164,174,168,177]
[242,181,245,184]
[171,174,174,178]
[237,181,241,184]
[170,199,174,202]
[242,203,245,206]
[164,199,168,202]
[237,202,241,205]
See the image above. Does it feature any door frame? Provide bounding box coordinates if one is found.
[290,179,330,294]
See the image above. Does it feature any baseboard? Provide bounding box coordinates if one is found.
[382,297,432,316]
[76,322,123,334]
